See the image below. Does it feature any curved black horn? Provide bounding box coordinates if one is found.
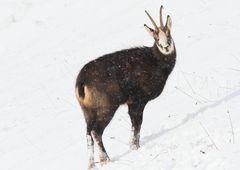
[160,5,164,29]
[145,10,158,30]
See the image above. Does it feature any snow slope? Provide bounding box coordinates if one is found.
[0,0,240,169]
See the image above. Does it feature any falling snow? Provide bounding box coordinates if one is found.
[0,0,240,170]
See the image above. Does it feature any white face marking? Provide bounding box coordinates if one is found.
[157,39,175,55]
[158,31,168,47]
[156,30,175,55]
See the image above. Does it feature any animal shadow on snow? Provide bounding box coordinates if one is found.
[112,88,240,161]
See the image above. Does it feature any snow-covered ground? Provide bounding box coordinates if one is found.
[1,0,240,169]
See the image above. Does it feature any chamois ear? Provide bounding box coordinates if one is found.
[144,24,155,37]
[165,15,172,30]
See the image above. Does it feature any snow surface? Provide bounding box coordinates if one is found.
[1,0,240,169]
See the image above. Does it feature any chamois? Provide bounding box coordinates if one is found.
[75,6,176,169]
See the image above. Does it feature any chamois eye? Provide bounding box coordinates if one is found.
[167,38,171,44]
[166,30,170,36]
[153,34,159,40]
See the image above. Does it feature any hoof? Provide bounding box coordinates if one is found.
[100,156,110,166]
[88,163,95,170]
[130,143,140,150]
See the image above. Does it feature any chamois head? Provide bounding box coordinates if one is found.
[144,6,175,55]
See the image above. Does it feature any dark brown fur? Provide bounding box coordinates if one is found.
[76,8,176,169]
[75,43,176,168]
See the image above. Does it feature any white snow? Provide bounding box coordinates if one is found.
[1,0,240,169]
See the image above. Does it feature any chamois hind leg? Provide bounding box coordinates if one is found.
[86,127,95,169]
[91,106,118,165]
[128,102,147,150]
[82,108,96,169]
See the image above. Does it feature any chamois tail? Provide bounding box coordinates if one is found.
[76,81,85,98]
[75,81,86,106]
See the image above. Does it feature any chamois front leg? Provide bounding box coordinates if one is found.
[128,102,146,150]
